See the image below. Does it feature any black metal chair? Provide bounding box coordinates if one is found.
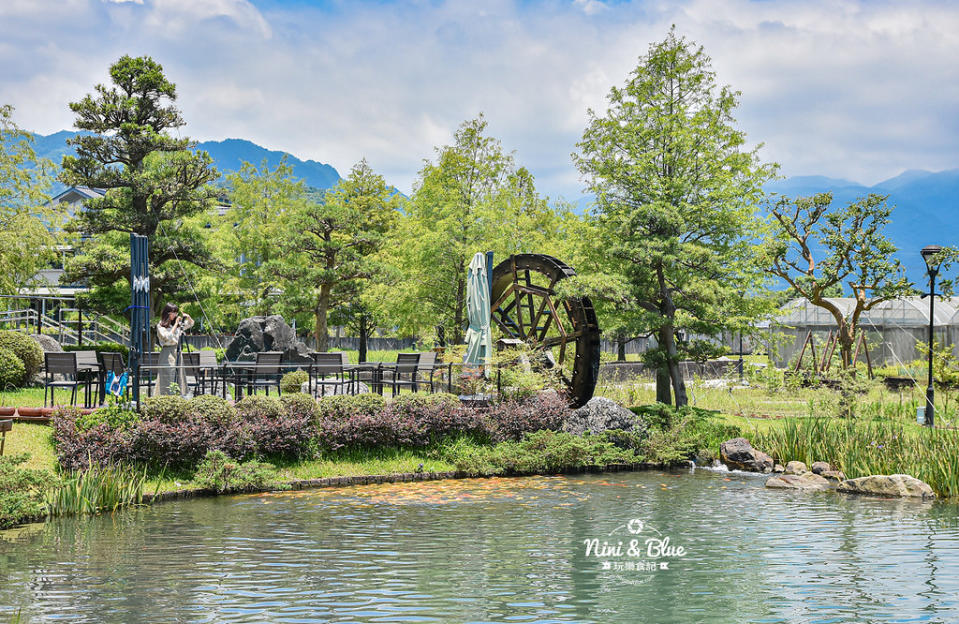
[310,352,348,397]
[44,352,82,407]
[250,351,283,396]
[97,351,126,404]
[182,352,202,397]
[137,351,159,397]
[416,351,439,393]
[388,353,421,397]
[197,350,220,395]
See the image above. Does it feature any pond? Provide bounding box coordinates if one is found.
[2,468,959,623]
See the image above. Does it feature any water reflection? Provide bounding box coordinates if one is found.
[1,470,958,623]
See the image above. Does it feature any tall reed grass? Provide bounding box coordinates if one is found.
[754,418,959,498]
[46,464,154,517]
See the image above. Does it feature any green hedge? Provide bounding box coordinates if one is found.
[64,341,130,359]
[0,331,43,382]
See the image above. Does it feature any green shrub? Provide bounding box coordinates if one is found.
[185,394,237,426]
[192,450,285,493]
[63,341,129,359]
[0,331,43,382]
[235,395,284,420]
[0,453,50,529]
[0,347,26,389]
[281,392,318,420]
[388,392,460,413]
[76,404,140,433]
[438,431,639,476]
[316,393,386,421]
[141,395,188,423]
[280,369,309,394]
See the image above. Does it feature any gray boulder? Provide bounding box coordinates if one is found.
[720,437,774,473]
[820,470,846,483]
[837,474,935,499]
[765,472,831,491]
[563,397,648,439]
[811,461,832,475]
[784,460,807,475]
[30,334,62,352]
[225,315,311,363]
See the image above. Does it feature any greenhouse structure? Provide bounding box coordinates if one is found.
[771,297,959,368]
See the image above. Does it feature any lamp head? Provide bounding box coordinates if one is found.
[921,245,943,275]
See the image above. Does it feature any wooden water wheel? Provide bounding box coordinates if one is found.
[489,254,601,407]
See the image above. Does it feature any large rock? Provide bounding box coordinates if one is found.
[720,438,774,473]
[820,470,846,483]
[784,460,807,475]
[225,315,311,363]
[563,397,648,439]
[765,472,831,491]
[837,474,936,499]
[811,461,832,475]
[30,334,62,353]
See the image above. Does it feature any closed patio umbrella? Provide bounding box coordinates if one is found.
[464,252,493,374]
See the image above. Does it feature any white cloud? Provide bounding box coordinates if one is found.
[1,0,958,197]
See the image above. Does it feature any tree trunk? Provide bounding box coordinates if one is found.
[452,272,466,344]
[358,313,368,363]
[838,321,855,369]
[314,285,332,352]
[656,365,672,404]
[660,324,688,407]
[617,335,627,362]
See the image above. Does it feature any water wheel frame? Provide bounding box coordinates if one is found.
[489,254,600,408]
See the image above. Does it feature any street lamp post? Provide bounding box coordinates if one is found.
[921,245,943,427]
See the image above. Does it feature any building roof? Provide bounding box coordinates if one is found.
[50,186,106,203]
[778,297,958,328]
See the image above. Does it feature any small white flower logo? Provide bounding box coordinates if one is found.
[627,519,644,534]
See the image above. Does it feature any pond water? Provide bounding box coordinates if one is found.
[2,468,959,623]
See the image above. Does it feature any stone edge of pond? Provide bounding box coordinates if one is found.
[141,461,680,504]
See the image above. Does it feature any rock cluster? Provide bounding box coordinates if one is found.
[225,315,311,363]
[563,397,649,439]
[716,438,936,500]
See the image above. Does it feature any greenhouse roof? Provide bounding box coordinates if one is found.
[777,297,958,328]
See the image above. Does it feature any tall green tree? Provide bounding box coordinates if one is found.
[60,55,218,314]
[760,192,912,369]
[0,105,58,297]
[217,159,306,316]
[572,30,776,406]
[379,115,564,342]
[280,159,399,351]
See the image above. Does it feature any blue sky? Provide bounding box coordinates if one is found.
[1,0,958,198]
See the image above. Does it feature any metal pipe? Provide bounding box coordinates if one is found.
[926,270,936,427]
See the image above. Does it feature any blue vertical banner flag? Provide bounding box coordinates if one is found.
[129,233,151,403]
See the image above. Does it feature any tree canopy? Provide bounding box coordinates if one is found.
[572,29,776,406]
[60,55,218,314]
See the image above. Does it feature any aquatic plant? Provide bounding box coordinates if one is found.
[0,453,49,529]
[754,418,959,498]
[45,463,152,517]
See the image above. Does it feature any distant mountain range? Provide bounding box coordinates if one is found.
[574,169,959,284]
[765,170,959,282]
[28,131,341,193]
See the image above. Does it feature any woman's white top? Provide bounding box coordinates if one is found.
[156,317,194,347]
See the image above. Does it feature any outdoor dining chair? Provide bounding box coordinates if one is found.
[197,350,220,395]
[416,351,439,393]
[310,352,348,397]
[388,353,421,397]
[138,351,159,397]
[44,352,84,407]
[97,351,126,404]
[182,352,202,397]
[249,351,283,396]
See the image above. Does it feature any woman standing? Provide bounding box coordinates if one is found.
[156,303,194,396]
